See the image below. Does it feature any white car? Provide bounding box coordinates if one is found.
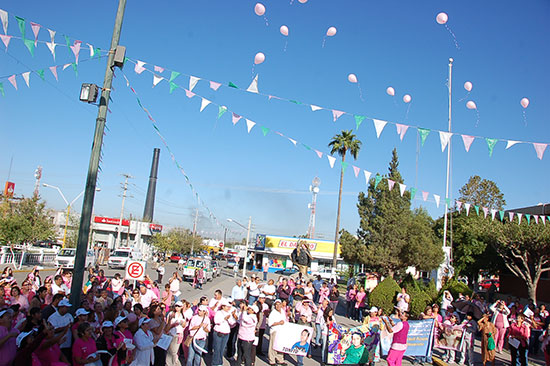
[312,268,340,282]
[55,248,96,269]
[108,249,139,269]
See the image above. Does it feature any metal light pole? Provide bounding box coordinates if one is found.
[70,0,127,310]
[227,217,252,278]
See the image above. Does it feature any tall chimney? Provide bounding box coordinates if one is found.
[143,148,160,222]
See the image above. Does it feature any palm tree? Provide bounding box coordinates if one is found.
[328,130,362,270]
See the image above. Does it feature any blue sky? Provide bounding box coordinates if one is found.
[1,0,549,242]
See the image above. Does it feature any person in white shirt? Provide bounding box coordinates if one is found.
[51,275,70,296]
[441,290,454,318]
[132,317,155,366]
[212,298,236,366]
[111,273,124,294]
[209,290,223,312]
[232,280,247,305]
[248,275,260,305]
[138,285,156,309]
[169,272,182,302]
[166,301,187,366]
[47,299,74,360]
[262,279,277,306]
[396,287,410,312]
[178,258,185,271]
[267,299,286,365]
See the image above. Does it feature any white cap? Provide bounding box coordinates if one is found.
[75,308,90,317]
[139,317,152,327]
[175,301,184,307]
[198,305,208,312]
[250,305,259,313]
[58,299,72,307]
[114,316,127,326]
[258,294,266,298]
[16,330,35,347]
[369,307,378,313]
[102,321,114,328]
[220,298,230,307]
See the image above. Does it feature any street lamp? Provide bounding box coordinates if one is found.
[227,217,252,278]
[43,183,100,248]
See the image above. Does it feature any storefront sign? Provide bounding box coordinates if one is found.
[94,216,130,226]
[256,234,339,256]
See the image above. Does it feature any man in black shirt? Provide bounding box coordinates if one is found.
[41,293,64,321]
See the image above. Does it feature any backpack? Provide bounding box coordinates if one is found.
[487,332,496,351]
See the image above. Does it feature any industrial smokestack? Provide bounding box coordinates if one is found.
[143,148,160,222]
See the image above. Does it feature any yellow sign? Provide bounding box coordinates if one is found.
[263,235,340,255]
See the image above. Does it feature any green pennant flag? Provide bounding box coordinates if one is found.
[217,106,227,119]
[474,205,480,215]
[418,128,431,146]
[290,100,301,105]
[37,69,45,80]
[374,174,382,189]
[23,38,35,56]
[302,143,312,151]
[486,138,498,157]
[341,161,349,174]
[261,126,270,136]
[228,82,238,89]
[63,34,71,48]
[94,48,101,58]
[15,16,25,39]
[355,115,366,130]
[0,83,4,97]
[169,82,178,94]
[445,198,451,207]
[136,98,144,109]
[71,63,78,77]
[499,210,504,221]
[410,187,417,201]
[526,214,531,225]
[169,71,180,82]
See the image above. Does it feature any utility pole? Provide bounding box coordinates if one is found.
[69,0,127,310]
[115,174,132,248]
[190,208,199,255]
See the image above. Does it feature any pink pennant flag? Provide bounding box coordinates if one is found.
[314,150,323,159]
[70,40,82,64]
[533,143,547,160]
[8,75,17,90]
[154,65,164,73]
[398,183,406,197]
[232,113,241,125]
[210,81,221,91]
[482,207,489,218]
[274,131,284,137]
[134,60,146,74]
[185,89,195,98]
[456,200,463,212]
[422,191,429,201]
[0,9,7,35]
[395,124,409,141]
[387,179,395,191]
[327,155,336,168]
[49,66,58,81]
[534,215,539,224]
[353,166,361,178]
[543,216,547,226]
[21,72,30,88]
[461,135,475,152]
[0,34,10,51]
[30,22,41,46]
[332,110,345,122]
[508,212,514,222]
[268,95,274,100]
[288,138,297,146]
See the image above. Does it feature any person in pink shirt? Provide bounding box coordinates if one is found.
[314,300,329,347]
[346,284,358,319]
[237,303,258,366]
[318,282,330,304]
[382,310,410,366]
[72,322,99,366]
[0,309,19,366]
[296,299,318,324]
[9,286,29,312]
[187,305,211,366]
[161,283,173,309]
[355,287,367,322]
[34,322,70,366]
[509,314,530,366]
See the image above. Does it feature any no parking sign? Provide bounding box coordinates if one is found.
[125,260,146,281]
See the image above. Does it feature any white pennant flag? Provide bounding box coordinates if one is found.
[246,75,259,93]
[517,213,523,224]
[396,123,409,141]
[63,63,71,71]
[199,98,211,112]
[399,183,406,197]
[509,212,514,222]
[153,75,163,87]
[364,170,372,186]
[327,155,336,168]
[439,131,453,152]
[506,140,520,149]
[434,194,440,208]
[46,42,56,60]
[543,216,546,225]
[491,209,497,221]
[0,9,7,35]
[87,43,94,57]
[464,203,471,216]
[134,61,146,74]
[288,138,297,146]
[373,119,387,138]
[48,29,56,42]
[310,105,323,111]
[246,119,256,133]
[21,72,30,87]
[189,76,200,92]
[534,215,539,224]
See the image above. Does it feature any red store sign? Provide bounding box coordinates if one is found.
[94,216,130,226]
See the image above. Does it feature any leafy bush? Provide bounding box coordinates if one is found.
[407,285,433,318]
[424,279,439,303]
[436,278,473,304]
[369,277,401,314]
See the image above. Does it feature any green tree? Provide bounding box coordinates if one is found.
[151,228,203,255]
[328,130,362,269]
[402,208,445,271]
[339,229,366,267]
[458,175,506,209]
[0,197,55,244]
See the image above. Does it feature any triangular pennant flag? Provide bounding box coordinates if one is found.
[261,126,270,136]
[232,113,241,125]
[63,34,70,48]
[87,43,94,57]
[0,34,11,51]
[509,212,514,222]
[373,119,387,138]
[8,75,17,90]
[48,28,55,42]
[314,150,323,158]
[302,143,313,151]
[332,110,345,122]
[364,170,372,186]
[534,215,539,224]
[49,66,58,81]
[517,213,523,224]
[506,140,519,149]
[228,81,238,88]
[217,106,227,119]
[46,41,56,60]
[445,198,451,207]
[387,179,395,191]
[0,9,7,35]
[246,75,259,93]
[15,16,25,38]
[422,191,429,201]
[353,166,360,178]
[354,115,366,130]
[418,128,430,146]
[465,203,471,216]
[134,60,146,74]
[184,89,195,98]
[491,209,497,221]
[0,83,3,96]
[93,47,100,58]
[23,38,35,56]
[456,201,463,212]
[169,71,180,82]
[153,75,163,87]
[396,123,409,141]
[461,135,475,152]
[21,72,30,87]
[189,76,200,92]
[210,81,221,91]
[246,119,256,133]
[71,63,78,77]
[410,187,417,201]
[310,105,323,111]
[439,131,452,152]
[30,22,40,46]
[62,63,71,71]
[199,98,211,112]
[154,65,164,73]
[474,205,480,215]
[533,143,547,160]
[399,183,406,197]
[327,155,336,168]
[288,138,297,146]
[525,214,531,225]
[169,82,178,94]
[499,210,504,221]
[434,194,441,208]
[341,161,349,173]
[70,41,81,63]
[374,174,382,189]
[36,69,44,80]
[482,207,489,218]
[486,138,498,157]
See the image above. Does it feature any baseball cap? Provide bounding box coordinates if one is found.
[369,307,378,313]
[175,301,184,307]
[102,321,114,328]
[250,305,259,313]
[75,308,90,317]
[258,294,266,298]
[16,330,35,347]
[58,299,72,307]
[114,316,127,326]
[138,317,152,327]
[220,298,230,307]
[198,305,208,312]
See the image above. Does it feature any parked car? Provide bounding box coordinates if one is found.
[182,257,214,282]
[108,248,140,269]
[226,258,237,268]
[275,267,298,276]
[211,260,222,277]
[478,278,499,291]
[170,253,183,262]
[312,268,340,282]
[55,248,95,270]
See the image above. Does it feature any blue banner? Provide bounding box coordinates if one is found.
[404,319,435,357]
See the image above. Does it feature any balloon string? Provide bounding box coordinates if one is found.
[523,110,527,126]
[251,63,256,76]
[458,91,470,102]
[322,37,326,48]
[393,98,398,108]
[264,15,269,26]
[445,25,460,50]
[357,83,364,102]
[475,109,480,128]
[283,40,288,52]
[405,103,411,121]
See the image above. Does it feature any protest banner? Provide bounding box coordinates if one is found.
[380,318,435,357]
[327,323,380,365]
[434,322,465,351]
[273,323,313,357]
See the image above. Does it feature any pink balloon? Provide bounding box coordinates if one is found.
[464,81,473,92]
[403,94,412,103]
[436,12,448,25]
[280,25,289,36]
[326,27,337,37]
[348,74,358,83]
[466,101,477,110]
[386,87,395,96]
[298,0,308,3]
[254,52,265,65]
[254,3,266,16]
[520,97,529,109]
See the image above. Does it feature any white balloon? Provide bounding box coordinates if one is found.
[326,27,337,37]
[254,52,265,65]
[464,81,473,92]
[348,74,358,83]
[280,25,289,36]
[254,3,266,16]
[520,97,530,109]
[298,0,308,3]
[386,87,395,96]
[403,94,412,103]
[436,12,448,25]
[466,100,477,110]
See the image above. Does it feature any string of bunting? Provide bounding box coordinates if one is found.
[119,70,229,231]
[122,68,549,227]
[125,57,549,161]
